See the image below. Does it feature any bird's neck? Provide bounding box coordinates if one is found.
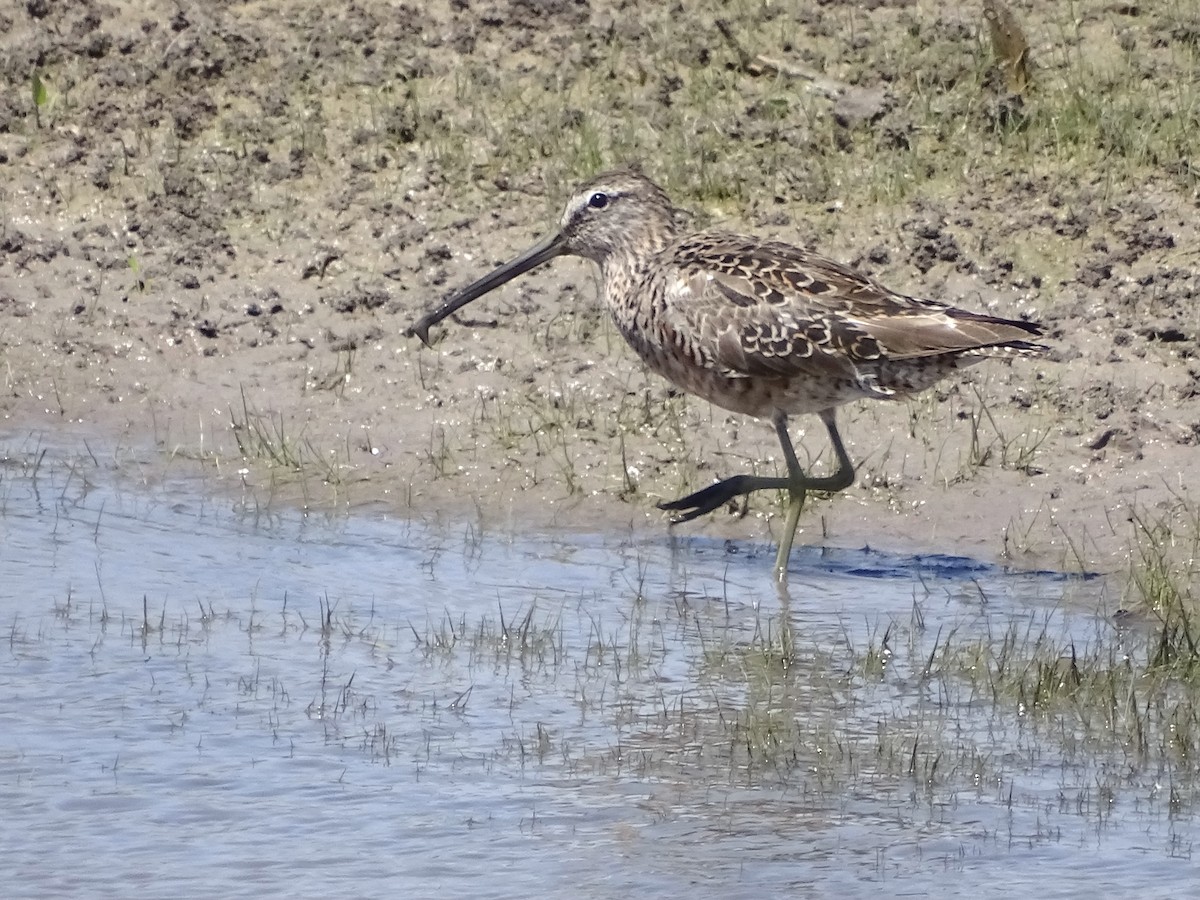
[599,224,676,284]
[599,235,676,343]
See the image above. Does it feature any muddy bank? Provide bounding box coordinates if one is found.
[1,0,1197,582]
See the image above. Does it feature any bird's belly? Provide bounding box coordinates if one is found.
[620,317,973,421]
[638,346,865,420]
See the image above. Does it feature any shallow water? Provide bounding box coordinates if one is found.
[0,435,1194,898]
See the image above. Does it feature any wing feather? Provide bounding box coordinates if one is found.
[658,233,1043,380]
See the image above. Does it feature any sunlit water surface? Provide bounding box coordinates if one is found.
[0,437,1194,898]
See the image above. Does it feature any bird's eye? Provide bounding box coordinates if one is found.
[588,192,609,209]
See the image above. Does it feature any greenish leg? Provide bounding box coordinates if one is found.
[771,409,851,582]
[659,407,855,581]
[773,485,807,583]
[772,412,805,582]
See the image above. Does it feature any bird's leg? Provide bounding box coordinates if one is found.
[773,413,808,582]
[656,472,792,523]
[657,409,856,577]
[772,410,857,576]
[658,410,854,520]
[807,409,855,492]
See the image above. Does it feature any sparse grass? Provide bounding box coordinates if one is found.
[377,0,1199,236]
[686,573,1200,790]
[229,388,348,489]
[305,348,356,397]
[416,354,717,503]
[1127,491,1200,668]
[962,381,1053,476]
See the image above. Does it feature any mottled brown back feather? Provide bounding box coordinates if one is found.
[655,232,1046,384]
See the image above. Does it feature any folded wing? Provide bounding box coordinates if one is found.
[661,234,1044,381]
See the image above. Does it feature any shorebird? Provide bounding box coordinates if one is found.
[409,168,1047,581]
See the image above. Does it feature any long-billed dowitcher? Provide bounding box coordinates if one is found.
[409,168,1047,581]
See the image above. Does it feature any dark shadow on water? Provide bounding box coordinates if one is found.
[667,534,1100,583]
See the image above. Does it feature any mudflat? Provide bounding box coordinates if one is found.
[2,0,1197,581]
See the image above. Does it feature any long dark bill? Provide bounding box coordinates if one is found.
[407,230,568,347]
